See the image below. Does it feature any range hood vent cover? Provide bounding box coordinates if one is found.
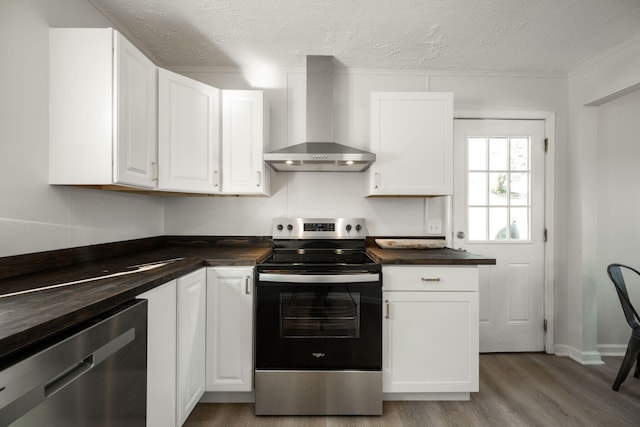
[264,56,375,172]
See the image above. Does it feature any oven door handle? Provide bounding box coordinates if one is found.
[258,273,380,284]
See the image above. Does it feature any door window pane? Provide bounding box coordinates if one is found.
[489,172,508,205]
[510,172,529,206]
[489,207,508,240]
[489,138,508,170]
[468,172,487,205]
[468,207,487,240]
[510,207,529,240]
[510,138,529,170]
[468,137,487,170]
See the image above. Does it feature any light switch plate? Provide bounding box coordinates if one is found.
[427,220,442,235]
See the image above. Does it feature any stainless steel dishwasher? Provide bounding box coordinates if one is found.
[0,299,147,426]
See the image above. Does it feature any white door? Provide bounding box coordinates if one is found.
[453,119,545,352]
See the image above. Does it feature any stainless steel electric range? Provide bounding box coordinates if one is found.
[254,218,382,416]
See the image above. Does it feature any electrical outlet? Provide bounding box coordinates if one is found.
[427,220,442,235]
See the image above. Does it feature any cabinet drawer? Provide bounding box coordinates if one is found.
[383,266,478,292]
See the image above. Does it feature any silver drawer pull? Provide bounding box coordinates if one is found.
[385,300,390,319]
[421,277,441,282]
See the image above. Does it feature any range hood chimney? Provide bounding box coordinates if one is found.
[264,56,375,172]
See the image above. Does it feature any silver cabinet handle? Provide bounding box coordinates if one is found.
[151,162,158,181]
[245,275,251,294]
[385,300,390,319]
[256,171,261,187]
[421,277,441,282]
[214,170,219,187]
[374,172,380,189]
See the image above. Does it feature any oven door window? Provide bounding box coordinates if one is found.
[281,290,360,338]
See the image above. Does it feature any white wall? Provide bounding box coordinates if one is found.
[0,0,164,257]
[567,34,640,362]
[595,89,640,353]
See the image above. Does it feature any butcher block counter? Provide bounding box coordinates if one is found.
[367,247,496,265]
[0,236,272,361]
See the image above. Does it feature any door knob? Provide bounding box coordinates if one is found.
[456,231,465,239]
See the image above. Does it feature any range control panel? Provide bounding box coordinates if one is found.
[272,218,367,239]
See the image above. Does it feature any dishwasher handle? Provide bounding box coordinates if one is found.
[44,328,134,398]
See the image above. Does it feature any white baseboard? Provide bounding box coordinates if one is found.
[383,392,470,401]
[598,344,627,356]
[553,344,570,356]
[567,346,604,365]
[200,392,255,403]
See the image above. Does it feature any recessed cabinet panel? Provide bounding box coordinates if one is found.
[206,267,254,392]
[114,33,157,187]
[369,92,453,196]
[158,69,220,193]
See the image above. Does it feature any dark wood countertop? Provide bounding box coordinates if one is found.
[0,241,272,362]
[366,247,496,265]
[0,235,494,363]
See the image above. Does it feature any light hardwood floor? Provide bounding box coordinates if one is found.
[185,354,640,427]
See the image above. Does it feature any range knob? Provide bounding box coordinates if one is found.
[346,224,352,232]
[277,224,284,231]
[356,224,362,232]
[287,224,293,231]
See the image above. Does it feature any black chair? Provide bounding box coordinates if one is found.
[607,263,640,391]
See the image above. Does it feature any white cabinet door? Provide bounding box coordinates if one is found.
[382,290,479,393]
[138,280,177,427]
[176,268,207,426]
[49,28,157,189]
[368,92,453,196]
[205,267,254,392]
[222,90,270,195]
[113,32,157,188]
[158,69,221,193]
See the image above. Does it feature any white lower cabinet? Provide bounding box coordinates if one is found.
[382,266,479,398]
[205,267,254,392]
[176,268,207,425]
[139,268,206,427]
[138,280,177,427]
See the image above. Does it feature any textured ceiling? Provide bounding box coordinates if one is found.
[91,0,640,74]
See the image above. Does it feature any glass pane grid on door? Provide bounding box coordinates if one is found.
[467,136,531,242]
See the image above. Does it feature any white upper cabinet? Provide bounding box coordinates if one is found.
[158,69,221,193]
[222,90,270,195]
[49,28,157,189]
[368,92,453,196]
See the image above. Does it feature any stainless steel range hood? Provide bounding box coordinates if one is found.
[264,56,375,172]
